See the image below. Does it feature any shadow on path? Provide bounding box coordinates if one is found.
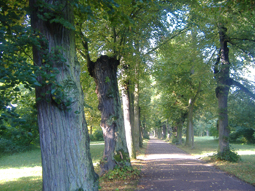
[136,138,255,191]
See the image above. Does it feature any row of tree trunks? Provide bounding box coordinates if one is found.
[30,0,98,190]
[88,55,130,174]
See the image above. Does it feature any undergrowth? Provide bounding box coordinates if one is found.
[102,164,140,181]
[211,148,241,162]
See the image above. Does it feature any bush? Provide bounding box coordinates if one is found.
[209,126,218,138]
[212,148,241,162]
[170,135,185,144]
[229,128,255,144]
[90,129,104,141]
[103,164,140,180]
[236,136,247,144]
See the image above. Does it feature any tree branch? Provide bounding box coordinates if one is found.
[191,81,201,106]
[79,30,91,65]
[143,27,189,55]
[230,79,255,99]
[231,37,255,43]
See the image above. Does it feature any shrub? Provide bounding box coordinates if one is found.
[91,129,104,141]
[236,136,247,144]
[170,135,185,144]
[212,148,241,162]
[229,128,255,144]
[103,164,140,180]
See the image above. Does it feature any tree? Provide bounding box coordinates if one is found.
[30,0,98,189]
[188,0,255,154]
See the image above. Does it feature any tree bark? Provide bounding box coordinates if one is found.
[214,26,231,154]
[122,85,136,159]
[186,104,194,147]
[30,0,98,190]
[134,82,140,150]
[177,112,187,145]
[185,82,201,148]
[88,55,130,174]
[139,107,143,147]
[162,123,167,139]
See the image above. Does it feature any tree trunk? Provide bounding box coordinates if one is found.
[177,122,182,145]
[88,55,129,174]
[186,104,194,148]
[177,112,187,145]
[30,0,98,190]
[134,82,140,150]
[185,81,201,148]
[215,26,231,154]
[138,107,143,147]
[122,85,136,159]
[162,123,166,139]
[90,126,93,135]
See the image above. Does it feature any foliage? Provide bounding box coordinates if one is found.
[0,86,39,154]
[102,164,140,180]
[212,148,241,163]
[229,128,255,144]
[89,129,104,141]
[170,135,185,145]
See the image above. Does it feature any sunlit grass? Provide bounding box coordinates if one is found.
[0,141,105,190]
[177,136,255,185]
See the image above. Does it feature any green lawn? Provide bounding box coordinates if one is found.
[0,141,104,191]
[177,136,255,185]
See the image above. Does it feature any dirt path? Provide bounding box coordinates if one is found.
[136,137,255,191]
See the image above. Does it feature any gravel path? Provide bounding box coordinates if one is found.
[136,137,255,191]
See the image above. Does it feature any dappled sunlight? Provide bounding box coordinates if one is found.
[0,166,42,183]
[237,151,255,155]
[144,153,197,160]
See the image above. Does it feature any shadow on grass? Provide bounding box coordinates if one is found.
[0,176,42,191]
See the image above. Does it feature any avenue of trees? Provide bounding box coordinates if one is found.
[1,0,255,190]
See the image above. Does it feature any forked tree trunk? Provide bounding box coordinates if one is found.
[122,85,136,159]
[88,55,129,174]
[30,0,98,190]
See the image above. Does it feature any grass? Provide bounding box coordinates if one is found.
[0,140,148,191]
[177,136,255,185]
[0,141,104,191]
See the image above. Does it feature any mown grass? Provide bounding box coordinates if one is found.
[0,141,104,191]
[177,136,255,185]
[0,140,148,191]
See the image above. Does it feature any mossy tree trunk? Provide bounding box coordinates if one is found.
[30,0,98,190]
[215,26,231,154]
[88,55,130,175]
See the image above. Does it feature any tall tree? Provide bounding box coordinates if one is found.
[30,0,98,189]
[188,0,255,154]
